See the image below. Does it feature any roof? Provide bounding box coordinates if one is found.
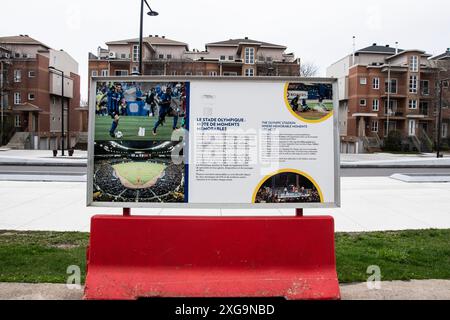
[431,49,450,61]
[13,103,42,112]
[356,44,403,55]
[106,36,188,49]
[0,35,51,49]
[206,38,287,49]
[385,49,431,61]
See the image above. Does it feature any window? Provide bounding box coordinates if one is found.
[167,54,172,60]
[410,56,419,72]
[372,77,380,90]
[385,79,398,94]
[115,70,128,76]
[196,72,203,76]
[185,72,192,76]
[101,70,109,77]
[14,52,21,58]
[223,72,238,76]
[28,71,36,78]
[266,57,273,62]
[408,99,418,109]
[444,81,449,89]
[442,123,449,138]
[409,75,418,94]
[158,54,164,59]
[120,53,127,59]
[91,70,98,77]
[220,55,226,61]
[244,47,255,64]
[52,97,56,105]
[28,93,35,101]
[132,45,139,62]
[171,71,177,76]
[360,99,367,107]
[14,115,21,128]
[371,121,379,133]
[14,92,21,105]
[228,56,234,61]
[360,77,367,85]
[372,99,379,111]
[245,68,255,77]
[420,101,429,116]
[421,80,429,95]
[384,100,398,115]
[209,71,218,76]
[14,70,21,82]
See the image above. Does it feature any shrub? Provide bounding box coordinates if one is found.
[384,130,403,152]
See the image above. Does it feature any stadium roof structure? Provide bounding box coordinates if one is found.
[106,36,189,50]
[206,37,287,49]
[0,35,51,49]
[356,43,404,55]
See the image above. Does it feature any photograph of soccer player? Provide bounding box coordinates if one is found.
[94,81,188,142]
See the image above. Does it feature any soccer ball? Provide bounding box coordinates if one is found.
[115,131,124,139]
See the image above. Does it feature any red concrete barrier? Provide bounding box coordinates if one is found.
[84,215,340,300]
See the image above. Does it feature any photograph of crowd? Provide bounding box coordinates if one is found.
[94,81,189,141]
[93,140,185,203]
[255,171,322,204]
[286,82,333,122]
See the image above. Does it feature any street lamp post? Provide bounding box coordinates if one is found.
[49,66,67,156]
[437,78,450,158]
[138,0,159,75]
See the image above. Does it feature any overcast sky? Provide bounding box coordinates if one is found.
[1,0,449,101]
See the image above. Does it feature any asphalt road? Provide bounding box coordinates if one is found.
[0,165,448,178]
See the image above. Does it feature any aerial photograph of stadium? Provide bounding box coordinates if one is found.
[94,81,189,141]
[92,140,185,203]
[254,171,322,204]
[286,83,334,122]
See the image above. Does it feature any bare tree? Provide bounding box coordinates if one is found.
[300,62,320,77]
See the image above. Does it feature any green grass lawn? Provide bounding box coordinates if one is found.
[0,229,449,284]
[95,116,177,141]
[113,162,166,186]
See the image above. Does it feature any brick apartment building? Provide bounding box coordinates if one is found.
[327,43,450,153]
[0,35,86,150]
[89,35,300,80]
[431,48,450,147]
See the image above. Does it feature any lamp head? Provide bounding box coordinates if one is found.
[147,10,159,16]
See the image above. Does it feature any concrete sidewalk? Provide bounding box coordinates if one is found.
[0,177,449,233]
[1,280,449,300]
[0,149,87,166]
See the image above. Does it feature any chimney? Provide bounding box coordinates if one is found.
[149,35,152,37]
[352,36,356,66]
[97,46,102,57]
[373,43,377,46]
[447,48,450,52]
[162,36,165,39]
[385,44,390,48]
[155,35,159,38]
[245,36,249,40]
[395,42,399,54]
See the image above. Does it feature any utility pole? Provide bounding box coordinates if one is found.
[437,80,443,158]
